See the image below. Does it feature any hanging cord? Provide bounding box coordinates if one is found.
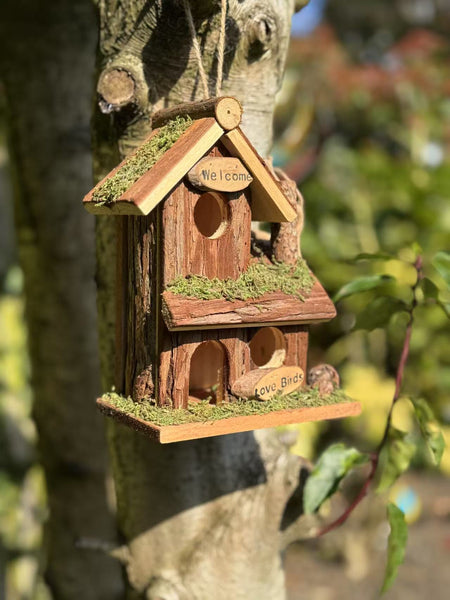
[216,0,227,96]
[182,0,210,99]
[182,0,227,99]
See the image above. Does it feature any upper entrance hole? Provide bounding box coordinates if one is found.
[194,192,229,239]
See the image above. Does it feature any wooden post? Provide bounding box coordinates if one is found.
[271,171,304,263]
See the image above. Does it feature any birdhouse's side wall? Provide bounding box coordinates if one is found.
[115,213,160,401]
[161,146,252,284]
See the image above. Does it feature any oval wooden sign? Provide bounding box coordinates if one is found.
[254,366,305,401]
[232,366,305,401]
[187,157,253,192]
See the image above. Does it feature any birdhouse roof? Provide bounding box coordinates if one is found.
[83,107,297,222]
[161,277,336,331]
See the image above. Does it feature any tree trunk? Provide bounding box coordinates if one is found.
[94,2,310,598]
[0,1,123,598]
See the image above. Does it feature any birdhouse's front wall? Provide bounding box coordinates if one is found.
[161,150,251,284]
[278,325,309,375]
[157,325,309,409]
[158,328,250,408]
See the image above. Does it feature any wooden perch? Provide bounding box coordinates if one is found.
[152,97,243,131]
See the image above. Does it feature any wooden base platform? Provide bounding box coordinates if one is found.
[97,398,361,444]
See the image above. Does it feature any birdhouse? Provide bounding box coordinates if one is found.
[84,97,361,443]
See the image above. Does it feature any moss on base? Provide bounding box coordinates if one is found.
[101,387,352,427]
[92,116,193,205]
[166,258,315,302]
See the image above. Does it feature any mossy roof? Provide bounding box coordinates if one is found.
[83,115,297,221]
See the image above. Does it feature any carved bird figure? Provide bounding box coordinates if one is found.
[307,364,340,396]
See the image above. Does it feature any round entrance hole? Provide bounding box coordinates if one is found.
[193,192,229,239]
[249,327,287,369]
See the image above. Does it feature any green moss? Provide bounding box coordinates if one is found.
[166,258,315,301]
[101,387,352,427]
[92,116,193,205]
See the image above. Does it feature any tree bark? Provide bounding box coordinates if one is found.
[0,1,123,598]
[94,2,310,599]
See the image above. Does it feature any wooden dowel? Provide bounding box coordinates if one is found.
[151,96,242,131]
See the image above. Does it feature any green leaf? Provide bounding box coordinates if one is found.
[432,251,450,288]
[381,503,408,594]
[354,296,409,331]
[351,252,394,262]
[410,397,445,466]
[333,275,396,302]
[420,277,439,300]
[377,428,416,493]
[303,444,369,514]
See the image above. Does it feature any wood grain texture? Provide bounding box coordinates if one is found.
[158,328,250,408]
[96,398,362,444]
[151,97,243,130]
[162,147,251,283]
[162,280,337,331]
[221,128,297,222]
[84,118,224,215]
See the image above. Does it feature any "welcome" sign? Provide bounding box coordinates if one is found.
[188,157,253,192]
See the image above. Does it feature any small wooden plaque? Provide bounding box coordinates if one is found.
[232,366,305,400]
[187,157,253,192]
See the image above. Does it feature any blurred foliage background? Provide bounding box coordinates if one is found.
[0,0,449,597]
[274,0,450,470]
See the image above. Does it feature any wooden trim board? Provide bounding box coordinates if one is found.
[221,128,297,223]
[97,398,361,443]
[162,280,336,331]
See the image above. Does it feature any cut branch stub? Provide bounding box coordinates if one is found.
[97,68,136,113]
[151,97,243,131]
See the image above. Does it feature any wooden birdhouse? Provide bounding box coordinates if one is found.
[84,97,361,443]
